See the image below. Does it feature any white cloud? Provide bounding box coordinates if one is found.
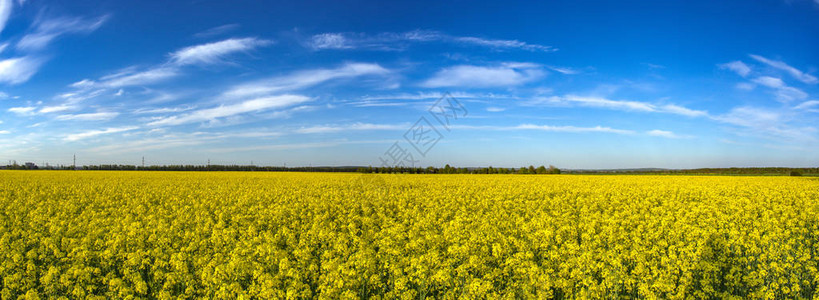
[719,61,751,77]
[133,106,195,114]
[0,130,10,134]
[647,129,689,139]
[311,33,352,50]
[450,124,635,135]
[208,139,393,153]
[98,67,179,88]
[360,92,510,101]
[64,126,138,142]
[0,0,12,35]
[513,124,634,134]
[486,107,505,112]
[70,79,95,88]
[8,106,36,115]
[752,76,786,88]
[454,36,555,52]
[308,30,554,52]
[0,56,45,84]
[714,106,780,127]
[751,76,808,102]
[169,37,272,66]
[193,24,239,38]
[223,63,390,99]
[39,105,73,113]
[58,89,106,104]
[422,63,544,88]
[750,54,818,84]
[295,123,406,134]
[55,112,118,121]
[64,38,268,93]
[712,106,816,142]
[794,100,819,112]
[547,66,579,75]
[736,82,755,90]
[148,94,311,126]
[659,104,709,117]
[527,95,708,117]
[560,95,656,112]
[86,130,284,154]
[16,15,107,51]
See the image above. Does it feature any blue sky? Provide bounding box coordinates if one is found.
[0,0,817,169]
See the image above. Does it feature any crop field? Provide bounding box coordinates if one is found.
[1,171,818,299]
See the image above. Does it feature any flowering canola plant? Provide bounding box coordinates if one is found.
[1,171,818,299]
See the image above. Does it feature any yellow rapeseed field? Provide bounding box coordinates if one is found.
[1,171,818,299]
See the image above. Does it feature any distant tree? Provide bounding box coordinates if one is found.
[528,165,536,174]
[549,165,561,174]
[536,165,548,174]
[790,171,802,176]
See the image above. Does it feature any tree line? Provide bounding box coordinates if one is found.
[356,164,561,174]
[3,162,816,176]
[0,163,561,174]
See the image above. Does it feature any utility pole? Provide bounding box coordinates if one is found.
[73,154,76,170]
[142,156,145,169]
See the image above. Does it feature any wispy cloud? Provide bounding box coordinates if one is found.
[295,122,407,134]
[133,105,196,114]
[546,66,580,75]
[529,95,709,117]
[169,37,272,66]
[513,124,633,134]
[646,129,691,139]
[0,56,45,84]
[58,37,272,106]
[64,126,138,142]
[16,14,107,51]
[713,106,780,128]
[0,130,10,134]
[719,61,751,77]
[97,67,179,88]
[39,104,73,113]
[55,111,119,121]
[223,62,390,99]
[360,91,514,101]
[751,76,808,102]
[712,106,817,142]
[422,63,544,88]
[453,36,555,52]
[0,0,12,35]
[308,30,555,52]
[208,139,394,153]
[193,24,240,38]
[310,33,353,50]
[450,124,635,135]
[87,130,284,154]
[147,94,311,126]
[8,106,36,115]
[749,54,818,84]
[794,100,819,111]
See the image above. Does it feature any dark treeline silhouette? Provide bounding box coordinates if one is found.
[565,167,819,176]
[356,164,561,174]
[2,163,816,176]
[0,163,562,174]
